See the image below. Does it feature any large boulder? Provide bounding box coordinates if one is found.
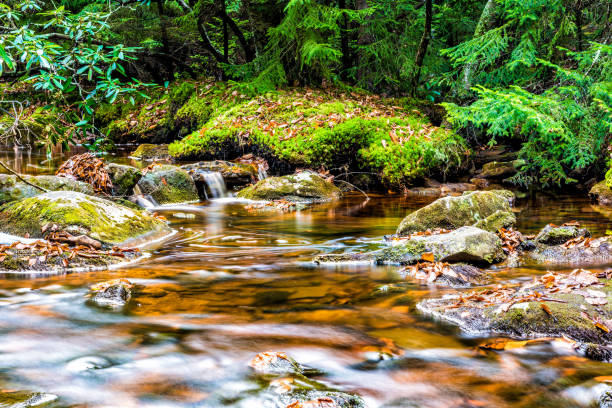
[130,143,171,161]
[105,163,141,196]
[237,171,341,202]
[396,190,516,236]
[0,174,93,204]
[0,191,170,246]
[136,164,199,204]
[315,226,505,266]
[181,160,257,191]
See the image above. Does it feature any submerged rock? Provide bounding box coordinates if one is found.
[0,191,170,246]
[418,269,612,354]
[136,164,199,204]
[237,171,341,203]
[0,174,93,204]
[105,163,141,196]
[130,143,171,161]
[88,278,133,307]
[396,190,516,236]
[402,263,487,287]
[315,227,505,266]
[590,181,612,206]
[181,160,257,190]
[247,351,365,408]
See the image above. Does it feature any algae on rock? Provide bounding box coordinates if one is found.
[396,190,516,235]
[237,171,340,202]
[0,174,94,204]
[0,191,170,246]
[136,164,199,204]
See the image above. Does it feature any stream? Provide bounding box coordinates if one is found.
[0,148,611,407]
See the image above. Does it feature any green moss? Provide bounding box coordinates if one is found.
[136,165,199,204]
[169,87,469,188]
[131,144,170,161]
[0,191,169,245]
[376,240,428,264]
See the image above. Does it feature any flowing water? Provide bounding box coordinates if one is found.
[0,148,611,407]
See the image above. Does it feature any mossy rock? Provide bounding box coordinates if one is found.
[526,237,612,266]
[0,174,94,204]
[419,278,612,349]
[0,391,57,407]
[315,226,505,266]
[136,165,199,204]
[105,163,142,196]
[535,224,590,245]
[477,159,524,179]
[0,247,136,273]
[236,171,340,202]
[590,181,612,207]
[130,144,171,161]
[397,190,516,235]
[0,191,170,246]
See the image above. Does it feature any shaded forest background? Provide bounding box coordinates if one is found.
[0,0,610,188]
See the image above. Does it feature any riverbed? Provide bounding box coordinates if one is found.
[0,148,611,407]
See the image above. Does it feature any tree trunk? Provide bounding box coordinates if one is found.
[339,0,351,79]
[155,0,174,78]
[575,1,583,51]
[461,0,498,91]
[412,0,432,93]
[355,0,371,85]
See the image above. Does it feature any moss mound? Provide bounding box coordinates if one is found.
[0,191,170,246]
[237,171,340,202]
[169,87,469,188]
[396,190,516,236]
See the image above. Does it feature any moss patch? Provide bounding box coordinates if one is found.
[169,87,469,188]
[236,171,340,202]
[0,191,170,246]
[136,165,199,204]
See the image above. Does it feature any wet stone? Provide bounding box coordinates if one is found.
[249,351,304,376]
[88,278,133,308]
[535,224,591,246]
[396,190,516,235]
[0,391,58,407]
[237,171,341,203]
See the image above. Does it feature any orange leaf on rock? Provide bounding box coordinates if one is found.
[421,252,435,262]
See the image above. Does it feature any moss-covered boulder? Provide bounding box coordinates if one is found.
[0,191,170,246]
[396,190,516,236]
[181,160,256,191]
[0,174,93,204]
[237,171,341,202]
[105,163,141,196]
[136,164,199,204]
[418,270,612,358]
[315,226,505,266]
[130,144,171,161]
[590,181,612,206]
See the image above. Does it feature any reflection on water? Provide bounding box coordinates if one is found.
[0,149,611,407]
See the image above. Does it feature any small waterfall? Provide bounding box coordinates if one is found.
[199,171,227,199]
[257,163,268,181]
[132,194,159,209]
